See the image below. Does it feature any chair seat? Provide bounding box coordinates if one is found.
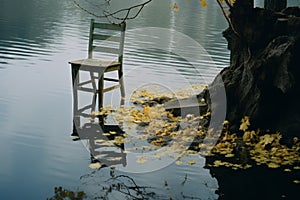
[69,58,121,72]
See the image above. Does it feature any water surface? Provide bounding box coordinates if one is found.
[1,0,299,199]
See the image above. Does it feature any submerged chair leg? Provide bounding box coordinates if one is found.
[71,65,79,114]
[118,69,125,106]
[71,64,81,129]
[90,72,98,117]
[98,73,104,111]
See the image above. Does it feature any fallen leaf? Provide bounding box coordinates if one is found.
[200,0,208,7]
[175,160,183,165]
[136,156,147,164]
[187,160,196,165]
[268,162,280,169]
[293,180,300,184]
[239,116,250,131]
[89,162,102,169]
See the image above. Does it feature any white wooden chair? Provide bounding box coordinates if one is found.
[69,19,126,119]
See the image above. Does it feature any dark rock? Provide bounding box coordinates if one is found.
[164,95,208,117]
[133,96,172,106]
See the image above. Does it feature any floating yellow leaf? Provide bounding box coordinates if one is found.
[225,153,235,158]
[136,156,147,164]
[175,160,183,165]
[259,134,274,148]
[151,138,165,146]
[213,160,223,166]
[114,136,124,145]
[143,106,151,117]
[239,116,250,131]
[200,0,208,7]
[223,120,229,125]
[187,160,196,165]
[170,2,179,12]
[243,164,252,169]
[267,162,280,168]
[243,130,257,144]
[293,180,300,184]
[89,162,102,169]
[95,139,106,143]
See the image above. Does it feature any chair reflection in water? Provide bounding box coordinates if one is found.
[69,19,127,167]
[72,121,127,168]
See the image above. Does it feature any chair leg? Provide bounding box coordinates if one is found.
[71,121,79,136]
[71,65,79,112]
[71,64,80,128]
[98,73,104,111]
[118,69,125,106]
[90,72,98,117]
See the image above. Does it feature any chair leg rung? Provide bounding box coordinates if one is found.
[103,84,120,93]
[78,80,93,87]
[104,77,119,82]
[74,112,91,118]
[78,87,96,93]
[78,104,93,113]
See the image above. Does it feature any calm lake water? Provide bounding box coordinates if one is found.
[0,0,299,199]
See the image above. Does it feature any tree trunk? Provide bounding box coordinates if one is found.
[202,5,300,137]
[264,0,287,11]
[234,0,254,8]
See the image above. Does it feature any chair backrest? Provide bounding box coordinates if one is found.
[88,19,126,64]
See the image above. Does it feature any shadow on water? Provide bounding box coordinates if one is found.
[207,161,300,199]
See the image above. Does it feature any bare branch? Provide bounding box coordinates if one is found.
[74,0,152,24]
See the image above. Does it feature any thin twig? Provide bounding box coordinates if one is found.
[103,0,152,23]
[181,174,188,186]
[74,0,152,24]
[106,175,150,199]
